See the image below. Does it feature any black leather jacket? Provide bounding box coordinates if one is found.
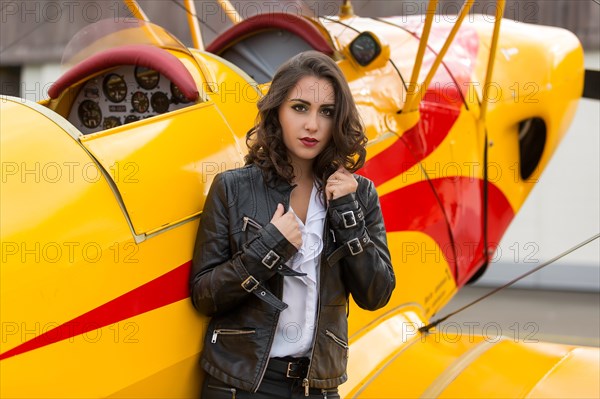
[190,164,395,392]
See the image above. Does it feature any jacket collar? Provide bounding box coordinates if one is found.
[249,164,296,207]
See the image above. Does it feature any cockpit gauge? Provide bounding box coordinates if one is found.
[135,66,160,90]
[349,32,382,67]
[84,87,99,99]
[131,91,149,113]
[103,116,121,130]
[102,74,128,103]
[171,82,192,104]
[78,100,102,129]
[151,92,170,114]
[124,115,140,124]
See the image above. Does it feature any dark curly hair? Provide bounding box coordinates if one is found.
[245,51,367,189]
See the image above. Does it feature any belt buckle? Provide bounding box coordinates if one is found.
[286,362,300,378]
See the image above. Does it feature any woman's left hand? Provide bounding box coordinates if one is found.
[326,165,358,202]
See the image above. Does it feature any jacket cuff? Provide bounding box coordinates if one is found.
[262,223,299,260]
[241,223,298,280]
[328,192,365,237]
[329,192,357,208]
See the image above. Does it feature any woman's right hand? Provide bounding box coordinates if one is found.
[270,203,302,249]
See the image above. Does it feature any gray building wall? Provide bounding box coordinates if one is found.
[1,0,599,65]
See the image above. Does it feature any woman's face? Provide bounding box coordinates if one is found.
[278,75,335,167]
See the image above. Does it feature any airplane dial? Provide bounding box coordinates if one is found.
[103,116,121,129]
[102,74,127,103]
[124,115,140,124]
[151,92,170,114]
[350,32,382,66]
[131,91,149,113]
[135,66,160,90]
[171,82,191,104]
[78,100,102,129]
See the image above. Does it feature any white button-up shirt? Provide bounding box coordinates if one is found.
[269,184,325,358]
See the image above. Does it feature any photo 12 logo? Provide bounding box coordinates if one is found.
[1,1,142,24]
[1,321,140,346]
[1,241,139,264]
[1,161,139,184]
[401,321,539,344]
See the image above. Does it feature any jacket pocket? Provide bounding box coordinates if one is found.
[242,216,262,231]
[241,216,262,247]
[325,329,348,349]
[324,329,349,359]
[206,384,237,399]
[211,328,256,344]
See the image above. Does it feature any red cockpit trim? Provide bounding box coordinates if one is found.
[47,44,199,101]
[206,12,334,55]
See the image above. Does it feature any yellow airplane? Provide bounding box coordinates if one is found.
[1,0,597,397]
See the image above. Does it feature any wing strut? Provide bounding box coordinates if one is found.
[480,0,506,269]
[403,0,439,112]
[183,0,204,50]
[124,0,150,21]
[479,0,505,123]
[402,0,475,113]
[217,0,243,24]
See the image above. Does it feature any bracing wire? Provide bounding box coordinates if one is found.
[169,0,220,36]
[419,233,600,334]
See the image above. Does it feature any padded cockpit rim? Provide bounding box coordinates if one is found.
[206,12,334,55]
[48,44,199,101]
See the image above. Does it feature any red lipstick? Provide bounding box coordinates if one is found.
[300,137,319,147]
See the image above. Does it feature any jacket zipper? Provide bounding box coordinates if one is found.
[320,388,337,399]
[302,208,330,396]
[254,327,273,393]
[242,216,262,231]
[207,385,237,398]
[211,329,255,344]
[325,329,349,352]
[253,189,293,393]
[303,268,322,396]
[303,274,321,395]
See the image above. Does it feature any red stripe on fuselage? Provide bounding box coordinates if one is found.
[359,102,461,187]
[378,178,514,285]
[0,262,191,361]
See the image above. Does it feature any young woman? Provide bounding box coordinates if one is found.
[190,51,395,399]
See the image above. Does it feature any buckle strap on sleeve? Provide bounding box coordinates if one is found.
[326,230,371,266]
[261,250,281,269]
[241,276,260,292]
[332,208,364,229]
[232,257,288,311]
[240,275,288,311]
[276,264,307,277]
[262,249,306,277]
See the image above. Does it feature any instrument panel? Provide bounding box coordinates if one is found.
[68,65,195,135]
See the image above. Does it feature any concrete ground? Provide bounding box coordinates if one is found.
[437,286,600,347]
